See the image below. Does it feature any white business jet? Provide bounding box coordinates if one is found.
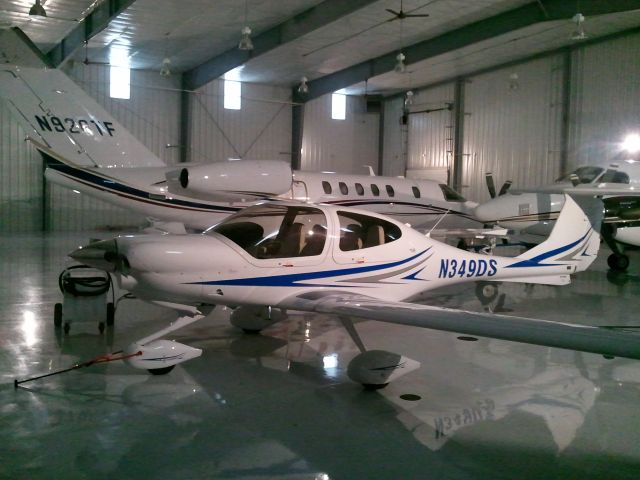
[69,194,640,388]
[475,150,640,271]
[0,53,478,232]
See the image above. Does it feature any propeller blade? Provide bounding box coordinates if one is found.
[498,180,512,196]
[404,14,430,17]
[386,9,401,16]
[485,173,497,198]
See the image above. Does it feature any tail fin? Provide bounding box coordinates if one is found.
[0,28,164,168]
[508,195,602,272]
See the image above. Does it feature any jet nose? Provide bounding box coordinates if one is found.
[69,238,124,272]
[474,201,499,223]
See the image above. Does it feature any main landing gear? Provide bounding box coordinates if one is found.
[602,224,629,272]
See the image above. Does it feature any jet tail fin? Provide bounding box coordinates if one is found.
[509,195,602,272]
[0,28,164,168]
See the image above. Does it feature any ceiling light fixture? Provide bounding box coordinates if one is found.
[238,26,254,50]
[160,57,171,77]
[238,0,254,51]
[394,52,406,73]
[570,13,588,41]
[404,90,414,107]
[298,76,309,94]
[508,72,519,90]
[29,0,46,17]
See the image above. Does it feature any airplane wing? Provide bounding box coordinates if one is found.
[280,291,640,360]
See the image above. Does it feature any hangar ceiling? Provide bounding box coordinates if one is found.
[2,0,640,96]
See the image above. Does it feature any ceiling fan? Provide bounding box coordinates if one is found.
[302,1,431,57]
[385,0,430,21]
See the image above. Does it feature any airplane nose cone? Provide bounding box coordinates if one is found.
[69,238,121,271]
[474,201,499,223]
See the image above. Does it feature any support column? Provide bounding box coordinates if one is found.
[452,77,466,191]
[377,100,385,175]
[291,103,305,170]
[179,76,190,164]
[559,48,572,174]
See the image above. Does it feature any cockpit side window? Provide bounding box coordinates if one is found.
[209,205,328,258]
[337,211,402,251]
[600,169,630,184]
[556,166,604,184]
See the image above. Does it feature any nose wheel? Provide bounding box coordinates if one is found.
[607,253,629,272]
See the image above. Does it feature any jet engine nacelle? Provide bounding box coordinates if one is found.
[166,160,293,202]
[230,305,285,332]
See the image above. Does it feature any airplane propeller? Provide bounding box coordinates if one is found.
[485,173,513,198]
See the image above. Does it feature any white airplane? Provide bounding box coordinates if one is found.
[68,194,640,388]
[475,156,640,271]
[0,54,479,232]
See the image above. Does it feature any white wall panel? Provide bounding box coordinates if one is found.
[381,96,406,177]
[0,99,43,232]
[461,55,564,202]
[188,80,291,163]
[301,94,379,174]
[407,83,455,178]
[568,32,640,168]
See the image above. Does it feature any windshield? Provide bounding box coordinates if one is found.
[207,204,328,259]
[556,166,604,184]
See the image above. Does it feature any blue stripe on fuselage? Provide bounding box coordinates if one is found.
[189,248,431,287]
[43,153,240,213]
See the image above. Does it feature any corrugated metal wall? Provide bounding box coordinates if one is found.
[301,94,379,174]
[462,55,564,202]
[407,84,455,174]
[381,96,406,177]
[569,32,640,168]
[0,99,43,232]
[188,80,291,163]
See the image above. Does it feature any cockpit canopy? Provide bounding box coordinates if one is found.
[207,204,402,259]
[556,166,630,184]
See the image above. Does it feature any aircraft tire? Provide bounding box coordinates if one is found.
[241,328,262,334]
[475,282,499,303]
[607,253,629,272]
[54,303,62,327]
[106,302,115,326]
[362,383,389,391]
[148,366,175,375]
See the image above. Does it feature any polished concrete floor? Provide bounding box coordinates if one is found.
[1,233,639,480]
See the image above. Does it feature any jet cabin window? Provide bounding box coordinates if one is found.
[322,181,332,194]
[385,185,395,197]
[412,186,421,198]
[371,184,380,196]
[439,184,466,202]
[339,182,349,195]
[337,211,402,251]
[209,205,327,259]
[355,183,364,196]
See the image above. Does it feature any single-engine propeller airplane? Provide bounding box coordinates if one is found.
[475,158,640,271]
[0,27,479,233]
[68,194,640,388]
